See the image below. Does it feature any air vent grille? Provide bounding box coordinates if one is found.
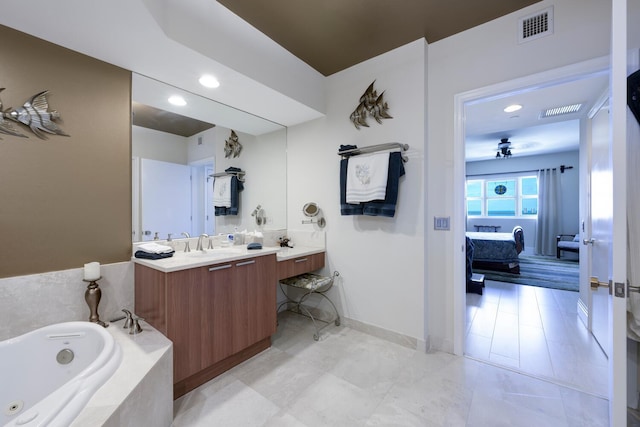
[518,7,554,44]
[540,103,583,119]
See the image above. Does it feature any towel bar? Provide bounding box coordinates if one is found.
[338,142,409,162]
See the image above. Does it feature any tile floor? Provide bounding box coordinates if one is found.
[172,306,609,426]
[466,280,608,398]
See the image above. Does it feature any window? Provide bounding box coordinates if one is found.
[466,175,538,217]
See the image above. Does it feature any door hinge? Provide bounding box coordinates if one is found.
[614,281,625,298]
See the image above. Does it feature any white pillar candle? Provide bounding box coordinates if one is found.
[83,262,101,281]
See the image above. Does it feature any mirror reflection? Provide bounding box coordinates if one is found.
[131,74,287,242]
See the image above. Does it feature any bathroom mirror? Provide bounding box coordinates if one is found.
[131,74,287,241]
[302,202,326,228]
[302,202,319,217]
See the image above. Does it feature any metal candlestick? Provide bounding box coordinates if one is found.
[84,277,107,327]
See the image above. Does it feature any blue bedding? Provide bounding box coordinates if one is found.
[466,226,524,273]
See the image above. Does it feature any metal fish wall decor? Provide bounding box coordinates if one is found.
[0,88,69,140]
[224,130,243,158]
[349,80,392,129]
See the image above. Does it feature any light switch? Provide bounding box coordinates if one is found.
[434,216,450,230]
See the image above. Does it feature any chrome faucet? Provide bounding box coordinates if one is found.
[122,309,133,329]
[197,234,209,251]
[181,232,191,252]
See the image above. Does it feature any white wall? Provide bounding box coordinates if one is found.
[466,150,580,253]
[198,126,288,234]
[132,125,188,164]
[287,40,426,344]
[427,0,611,351]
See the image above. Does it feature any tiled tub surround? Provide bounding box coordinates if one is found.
[71,318,173,427]
[0,262,134,341]
[0,262,173,427]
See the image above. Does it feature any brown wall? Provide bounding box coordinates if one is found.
[0,25,132,278]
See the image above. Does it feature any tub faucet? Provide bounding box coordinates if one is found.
[122,309,133,329]
[181,232,191,252]
[129,316,144,335]
[197,234,209,251]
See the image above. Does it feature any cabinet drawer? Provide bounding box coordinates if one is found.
[277,252,325,279]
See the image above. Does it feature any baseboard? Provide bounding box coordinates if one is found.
[577,297,589,329]
[278,305,428,352]
[342,317,419,350]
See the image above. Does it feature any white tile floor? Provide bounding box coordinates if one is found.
[172,307,609,426]
[466,280,608,398]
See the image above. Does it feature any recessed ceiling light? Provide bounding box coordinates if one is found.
[504,104,522,113]
[168,95,187,106]
[199,75,220,88]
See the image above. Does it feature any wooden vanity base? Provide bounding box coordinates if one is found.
[173,337,271,399]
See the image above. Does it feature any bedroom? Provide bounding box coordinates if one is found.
[463,70,608,396]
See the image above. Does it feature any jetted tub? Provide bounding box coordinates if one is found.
[1,322,121,427]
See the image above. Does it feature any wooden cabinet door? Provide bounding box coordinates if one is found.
[201,261,235,368]
[233,254,277,352]
[253,254,277,341]
[166,268,204,383]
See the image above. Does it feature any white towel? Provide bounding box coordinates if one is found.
[213,175,232,207]
[346,152,390,203]
[138,242,174,254]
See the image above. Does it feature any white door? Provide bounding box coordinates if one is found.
[140,158,192,241]
[597,0,628,423]
[589,102,611,353]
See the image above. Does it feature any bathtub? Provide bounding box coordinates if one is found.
[1,322,121,427]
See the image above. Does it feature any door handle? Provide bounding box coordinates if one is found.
[590,276,611,291]
[583,238,595,245]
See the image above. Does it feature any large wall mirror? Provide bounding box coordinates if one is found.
[131,74,287,242]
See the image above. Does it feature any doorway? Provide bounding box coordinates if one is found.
[455,57,610,396]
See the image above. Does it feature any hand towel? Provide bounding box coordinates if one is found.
[213,175,232,207]
[135,250,174,260]
[362,152,406,217]
[215,175,244,216]
[346,152,390,203]
[138,242,174,254]
[340,158,363,215]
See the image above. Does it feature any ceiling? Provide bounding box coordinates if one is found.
[218,0,542,76]
[465,72,609,162]
[1,0,604,151]
[139,0,544,136]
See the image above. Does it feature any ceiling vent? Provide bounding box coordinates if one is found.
[518,6,554,44]
[539,103,583,119]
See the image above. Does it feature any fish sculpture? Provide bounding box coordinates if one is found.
[359,80,378,106]
[224,130,243,158]
[368,91,393,124]
[349,81,392,129]
[8,90,69,139]
[0,88,27,138]
[349,101,369,129]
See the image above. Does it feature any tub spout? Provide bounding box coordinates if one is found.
[122,309,133,329]
[129,317,144,335]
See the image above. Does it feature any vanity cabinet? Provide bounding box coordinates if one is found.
[276,252,325,280]
[134,253,277,398]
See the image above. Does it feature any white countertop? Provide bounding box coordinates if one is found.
[132,245,325,273]
[275,245,325,261]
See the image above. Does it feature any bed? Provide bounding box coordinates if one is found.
[466,226,524,274]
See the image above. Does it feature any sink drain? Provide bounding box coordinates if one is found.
[4,400,23,416]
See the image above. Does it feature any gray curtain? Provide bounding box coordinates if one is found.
[535,168,561,256]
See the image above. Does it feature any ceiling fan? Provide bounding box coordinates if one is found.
[496,138,512,159]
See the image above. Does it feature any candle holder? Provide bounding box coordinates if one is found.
[84,277,107,327]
